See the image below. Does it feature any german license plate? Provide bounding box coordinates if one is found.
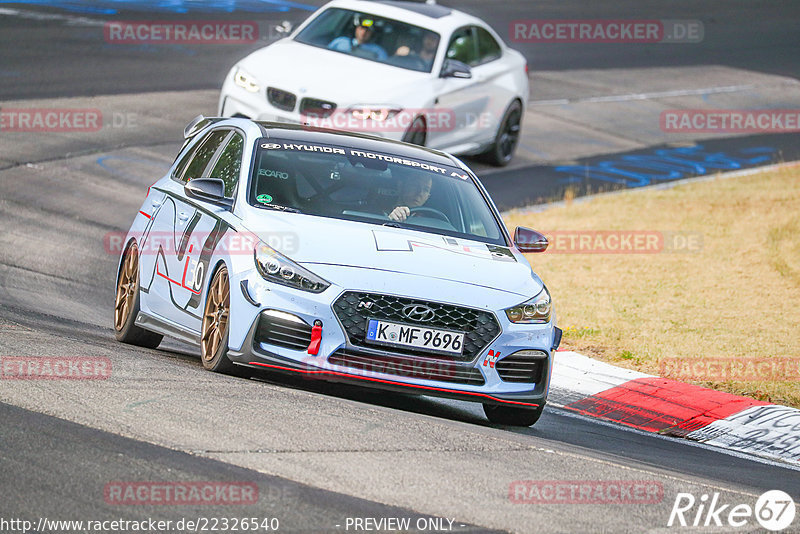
[365,319,464,355]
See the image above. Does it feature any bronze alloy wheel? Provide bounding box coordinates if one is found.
[115,244,139,331]
[201,267,230,367]
[113,243,162,348]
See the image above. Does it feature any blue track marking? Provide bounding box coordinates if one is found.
[0,0,316,14]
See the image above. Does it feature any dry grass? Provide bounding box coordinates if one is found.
[504,165,800,407]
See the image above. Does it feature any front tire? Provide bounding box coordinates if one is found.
[482,100,522,167]
[201,266,236,373]
[483,403,544,426]
[114,243,163,348]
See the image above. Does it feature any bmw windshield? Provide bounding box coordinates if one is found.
[294,8,440,73]
[248,139,507,246]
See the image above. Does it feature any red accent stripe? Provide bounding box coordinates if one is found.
[565,377,769,434]
[247,361,541,408]
[138,210,151,219]
[156,261,201,295]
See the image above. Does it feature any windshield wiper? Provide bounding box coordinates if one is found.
[254,203,301,213]
[382,222,402,228]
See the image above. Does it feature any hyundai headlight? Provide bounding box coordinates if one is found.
[505,287,552,324]
[350,105,401,121]
[254,242,329,293]
[234,68,260,93]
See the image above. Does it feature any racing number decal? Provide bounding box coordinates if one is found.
[153,203,230,315]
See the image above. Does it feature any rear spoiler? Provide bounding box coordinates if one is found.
[183,114,225,139]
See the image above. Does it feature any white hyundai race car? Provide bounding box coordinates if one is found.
[114,116,559,426]
[219,0,529,166]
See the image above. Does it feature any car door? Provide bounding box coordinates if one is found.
[143,128,236,330]
[470,26,514,145]
[429,26,495,151]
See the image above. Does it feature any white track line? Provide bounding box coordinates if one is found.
[526,83,798,107]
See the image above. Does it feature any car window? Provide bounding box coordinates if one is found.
[178,130,230,183]
[249,139,507,246]
[294,7,441,73]
[446,27,478,67]
[209,132,244,198]
[475,27,502,64]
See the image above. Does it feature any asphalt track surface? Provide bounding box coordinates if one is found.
[1,1,800,533]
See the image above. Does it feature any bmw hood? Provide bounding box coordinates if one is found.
[236,39,428,107]
[243,214,542,300]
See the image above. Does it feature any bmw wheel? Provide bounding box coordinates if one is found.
[483,100,522,167]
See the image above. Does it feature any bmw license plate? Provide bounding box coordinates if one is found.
[366,319,464,355]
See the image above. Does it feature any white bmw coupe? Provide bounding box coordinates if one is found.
[219,0,529,166]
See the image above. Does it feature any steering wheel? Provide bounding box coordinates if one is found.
[409,207,449,222]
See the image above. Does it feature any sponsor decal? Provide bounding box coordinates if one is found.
[256,194,273,204]
[259,141,464,177]
[258,168,289,180]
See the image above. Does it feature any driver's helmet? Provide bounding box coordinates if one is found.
[353,14,376,29]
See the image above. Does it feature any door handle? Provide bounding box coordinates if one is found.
[178,212,190,222]
[151,199,163,208]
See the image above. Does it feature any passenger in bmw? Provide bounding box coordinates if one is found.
[388,174,432,222]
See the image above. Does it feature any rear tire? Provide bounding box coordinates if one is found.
[483,403,544,426]
[114,243,163,348]
[482,100,522,167]
[201,266,236,374]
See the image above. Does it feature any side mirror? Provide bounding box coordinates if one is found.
[440,59,472,79]
[274,20,293,36]
[514,226,548,253]
[185,178,233,209]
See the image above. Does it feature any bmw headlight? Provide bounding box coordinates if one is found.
[505,287,552,324]
[350,105,401,121]
[234,68,260,93]
[254,242,329,293]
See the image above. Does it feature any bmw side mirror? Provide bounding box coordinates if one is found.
[274,20,293,36]
[514,226,548,253]
[185,178,233,209]
[440,59,472,79]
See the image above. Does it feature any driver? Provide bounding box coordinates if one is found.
[388,173,432,222]
[328,15,388,60]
